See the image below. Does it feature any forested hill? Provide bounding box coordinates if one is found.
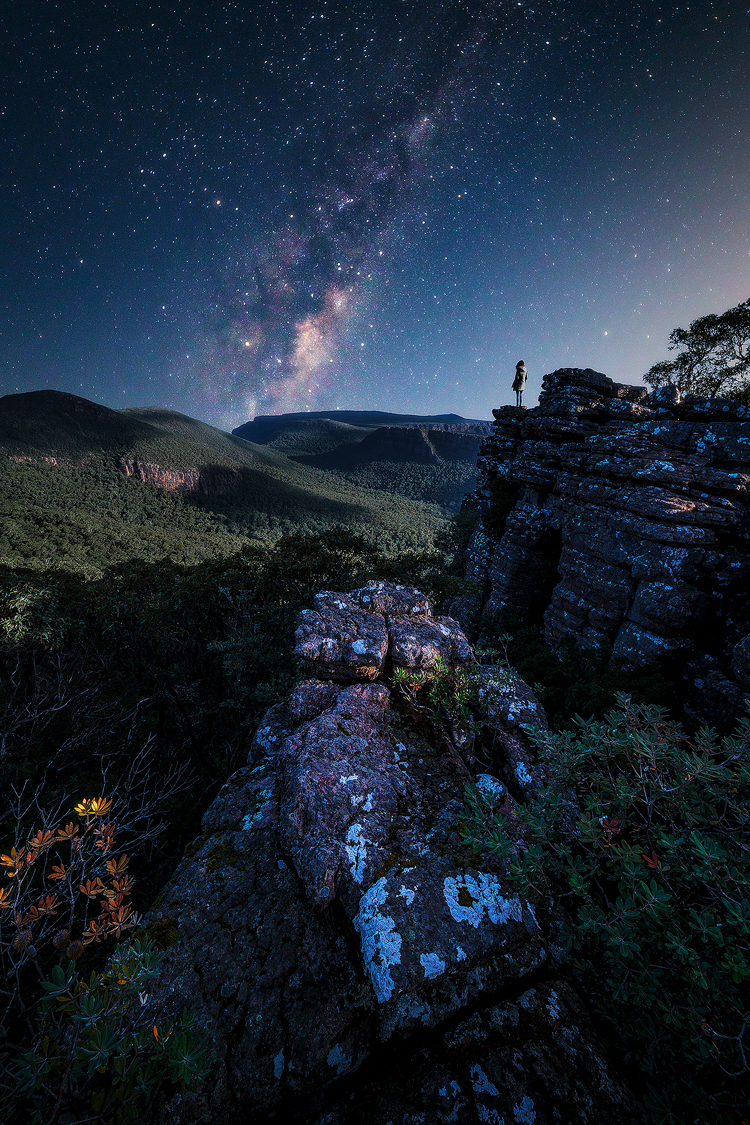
[0,389,267,468]
[0,390,477,575]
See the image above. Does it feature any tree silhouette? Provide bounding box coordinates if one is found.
[645,296,750,399]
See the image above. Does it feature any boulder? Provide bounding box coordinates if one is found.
[138,581,637,1123]
[294,591,389,681]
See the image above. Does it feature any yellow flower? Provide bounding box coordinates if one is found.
[74,797,112,819]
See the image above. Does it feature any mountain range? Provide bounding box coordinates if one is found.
[0,390,490,574]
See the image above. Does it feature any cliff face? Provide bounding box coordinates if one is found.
[118,458,243,496]
[464,368,750,727]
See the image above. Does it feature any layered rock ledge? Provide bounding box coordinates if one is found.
[460,369,750,729]
[139,580,637,1124]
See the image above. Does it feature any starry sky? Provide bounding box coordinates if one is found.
[2,0,749,430]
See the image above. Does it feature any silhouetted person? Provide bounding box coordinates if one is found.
[513,360,527,406]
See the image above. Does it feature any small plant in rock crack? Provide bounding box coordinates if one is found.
[0,799,209,1124]
[391,657,477,721]
[460,694,750,1125]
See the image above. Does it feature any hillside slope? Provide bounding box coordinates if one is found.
[0,391,460,574]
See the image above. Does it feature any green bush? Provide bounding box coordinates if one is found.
[11,938,209,1125]
[461,695,750,1123]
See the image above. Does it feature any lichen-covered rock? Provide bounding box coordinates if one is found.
[294,591,389,681]
[474,667,548,731]
[312,982,639,1124]
[139,582,637,1124]
[349,579,434,617]
[467,367,750,728]
[277,682,409,909]
[388,614,475,670]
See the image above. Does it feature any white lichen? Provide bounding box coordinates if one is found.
[470,1064,499,1096]
[475,775,506,803]
[344,823,368,883]
[420,952,446,980]
[353,878,402,1002]
[515,761,533,787]
[273,1049,285,1079]
[326,1043,352,1075]
[513,1096,536,1123]
[443,874,523,929]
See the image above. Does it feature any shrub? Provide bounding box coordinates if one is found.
[460,695,750,1123]
[12,938,208,1125]
[0,799,208,1123]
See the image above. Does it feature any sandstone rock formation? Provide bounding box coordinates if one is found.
[118,458,244,495]
[461,368,750,729]
[139,580,637,1124]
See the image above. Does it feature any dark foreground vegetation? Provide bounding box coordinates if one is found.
[0,514,748,1124]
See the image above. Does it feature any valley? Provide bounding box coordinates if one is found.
[0,390,489,574]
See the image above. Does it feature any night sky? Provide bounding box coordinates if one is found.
[2,1,749,430]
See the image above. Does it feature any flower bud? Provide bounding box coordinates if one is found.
[66,940,85,961]
[11,930,33,953]
[52,928,71,950]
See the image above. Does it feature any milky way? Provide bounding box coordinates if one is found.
[196,3,522,418]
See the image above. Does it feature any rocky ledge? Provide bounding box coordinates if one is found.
[139,580,637,1124]
[459,369,750,729]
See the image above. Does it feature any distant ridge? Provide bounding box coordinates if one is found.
[232,409,491,447]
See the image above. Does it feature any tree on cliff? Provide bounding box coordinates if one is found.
[645,296,750,399]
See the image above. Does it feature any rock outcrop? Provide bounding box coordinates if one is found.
[118,458,244,496]
[461,369,750,728]
[139,580,637,1124]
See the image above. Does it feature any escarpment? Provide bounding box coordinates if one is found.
[138,580,636,1124]
[118,457,244,496]
[459,369,750,729]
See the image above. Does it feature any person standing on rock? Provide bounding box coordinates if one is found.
[513,360,527,406]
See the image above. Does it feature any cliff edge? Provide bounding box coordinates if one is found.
[461,368,750,729]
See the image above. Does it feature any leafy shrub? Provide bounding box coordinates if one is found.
[391,655,479,721]
[13,938,208,1125]
[460,695,750,1123]
[0,800,208,1123]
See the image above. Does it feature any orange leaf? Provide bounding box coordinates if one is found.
[1,847,26,873]
[47,864,68,881]
[36,894,60,914]
[27,829,56,853]
[74,797,112,819]
[79,877,105,898]
[105,854,129,877]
